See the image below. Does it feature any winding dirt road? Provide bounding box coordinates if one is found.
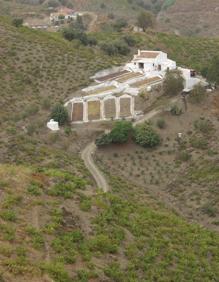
[81,141,109,192]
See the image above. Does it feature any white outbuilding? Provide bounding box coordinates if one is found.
[47,119,59,131]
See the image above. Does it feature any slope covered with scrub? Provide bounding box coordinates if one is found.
[0,15,219,281]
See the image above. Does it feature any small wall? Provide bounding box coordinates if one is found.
[88,100,101,121]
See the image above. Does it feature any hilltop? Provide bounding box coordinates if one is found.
[1,0,219,36]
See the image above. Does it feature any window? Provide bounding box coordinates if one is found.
[139,62,144,69]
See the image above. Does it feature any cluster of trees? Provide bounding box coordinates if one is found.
[96,120,160,148]
[62,15,97,46]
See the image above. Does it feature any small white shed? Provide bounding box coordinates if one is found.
[47,119,59,131]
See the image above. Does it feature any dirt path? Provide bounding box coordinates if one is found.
[81,141,109,192]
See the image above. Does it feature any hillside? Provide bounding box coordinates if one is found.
[1,16,219,281]
[157,0,219,37]
[1,0,219,36]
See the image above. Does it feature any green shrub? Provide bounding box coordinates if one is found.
[194,118,213,135]
[163,70,184,96]
[25,226,44,249]
[27,182,42,196]
[189,83,206,104]
[95,133,112,147]
[0,224,15,241]
[80,196,92,212]
[112,18,128,32]
[110,121,133,144]
[137,11,155,31]
[41,262,71,282]
[0,210,16,222]
[156,118,166,129]
[190,136,208,149]
[201,203,217,217]
[170,104,183,116]
[104,262,124,282]
[89,234,118,254]
[12,18,23,28]
[134,122,161,148]
[51,104,69,126]
[178,151,191,162]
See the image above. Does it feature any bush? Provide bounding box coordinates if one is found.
[12,18,23,28]
[189,83,206,104]
[0,210,16,222]
[110,121,133,144]
[201,203,217,217]
[112,18,128,32]
[163,70,184,96]
[190,136,208,149]
[170,104,182,116]
[100,40,130,56]
[100,42,118,56]
[51,104,69,126]
[123,35,137,47]
[89,234,118,254]
[178,151,191,162]
[137,11,155,31]
[156,118,166,129]
[194,118,213,135]
[95,133,112,147]
[134,122,161,148]
[114,40,130,55]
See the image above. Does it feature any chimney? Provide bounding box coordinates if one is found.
[138,49,141,56]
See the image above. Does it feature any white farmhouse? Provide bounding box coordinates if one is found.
[50,7,77,23]
[126,50,176,74]
[65,50,205,124]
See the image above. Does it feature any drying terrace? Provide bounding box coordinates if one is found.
[84,85,117,96]
[96,70,130,82]
[116,72,144,83]
[130,76,162,88]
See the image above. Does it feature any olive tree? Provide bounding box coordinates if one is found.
[163,69,184,96]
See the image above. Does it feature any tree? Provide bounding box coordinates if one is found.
[189,83,206,104]
[51,104,69,126]
[163,70,184,96]
[207,56,219,86]
[110,121,133,144]
[134,122,160,148]
[112,18,128,32]
[74,15,85,31]
[137,11,155,31]
[12,18,23,28]
[95,134,112,147]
